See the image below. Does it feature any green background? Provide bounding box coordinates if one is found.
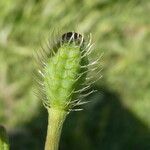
[0,0,150,149]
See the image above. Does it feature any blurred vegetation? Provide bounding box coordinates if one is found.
[0,0,150,149]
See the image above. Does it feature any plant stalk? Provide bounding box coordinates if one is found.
[44,108,68,150]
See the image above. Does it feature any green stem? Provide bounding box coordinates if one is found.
[0,125,10,150]
[44,108,68,150]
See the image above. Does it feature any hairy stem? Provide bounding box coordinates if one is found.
[45,108,68,150]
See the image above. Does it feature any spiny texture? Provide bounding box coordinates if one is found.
[0,126,9,150]
[34,32,101,111]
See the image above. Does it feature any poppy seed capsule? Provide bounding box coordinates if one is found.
[43,32,89,111]
[35,32,101,150]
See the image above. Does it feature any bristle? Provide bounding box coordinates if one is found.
[33,31,102,111]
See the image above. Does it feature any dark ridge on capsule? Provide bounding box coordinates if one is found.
[61,32,84,46]
[49,32,84,57]
[62,32,82,41]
